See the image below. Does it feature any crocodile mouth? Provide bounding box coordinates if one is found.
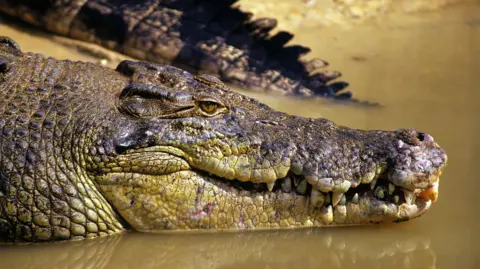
[99,146,445,228]
[203,168,441,224]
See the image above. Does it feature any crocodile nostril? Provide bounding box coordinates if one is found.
[418,132,435,143]
[398,129,435,145]
[417,132,425,142]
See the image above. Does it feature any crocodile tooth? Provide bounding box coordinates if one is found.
[267,182,275,192]
[418,182,439,202]
[352,193,359,204]
[398,204,419,219]
[296,179,308,195]
[378,204,388,214]
[375,188,385,199]
[306,176,334,192]
[290,162,303,175]
[280,177,292,192]
[376,165,385,175]
[388,183,395,195]
[396,140,404,149]
[339,194,346,205]
[370,178,378,190]
[361,172,376,184]
[333,180,351,193]
[404,190,415,205]
[311,189,325,207]
[393,195,400,204]
[332,193,343,207]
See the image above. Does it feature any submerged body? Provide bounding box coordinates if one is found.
[0,37,447,242]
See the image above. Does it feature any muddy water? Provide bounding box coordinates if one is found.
[0,3,479,269]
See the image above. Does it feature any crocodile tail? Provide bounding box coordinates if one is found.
[0,0,376,105]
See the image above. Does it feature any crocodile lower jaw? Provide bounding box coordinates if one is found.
[207,171,440,224]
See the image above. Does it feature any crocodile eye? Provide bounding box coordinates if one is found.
[199,101,219,114]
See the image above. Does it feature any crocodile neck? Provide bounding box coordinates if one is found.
[0,51,125,241]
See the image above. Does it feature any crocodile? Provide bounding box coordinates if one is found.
[0,0,360,102]
[0,37,447,242]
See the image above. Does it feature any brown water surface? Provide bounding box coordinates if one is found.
[0,3,479,269]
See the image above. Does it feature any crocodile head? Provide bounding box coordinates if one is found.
[90,61,447,231]
[0,37,448,242]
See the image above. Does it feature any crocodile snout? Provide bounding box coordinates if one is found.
[388,129,447,191]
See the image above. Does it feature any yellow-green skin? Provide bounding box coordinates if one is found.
[0,37,447,242]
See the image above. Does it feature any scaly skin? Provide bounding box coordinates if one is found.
[0,0,358,101]
[0,37,447,242]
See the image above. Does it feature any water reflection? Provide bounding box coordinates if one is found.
[0,228,435,269]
